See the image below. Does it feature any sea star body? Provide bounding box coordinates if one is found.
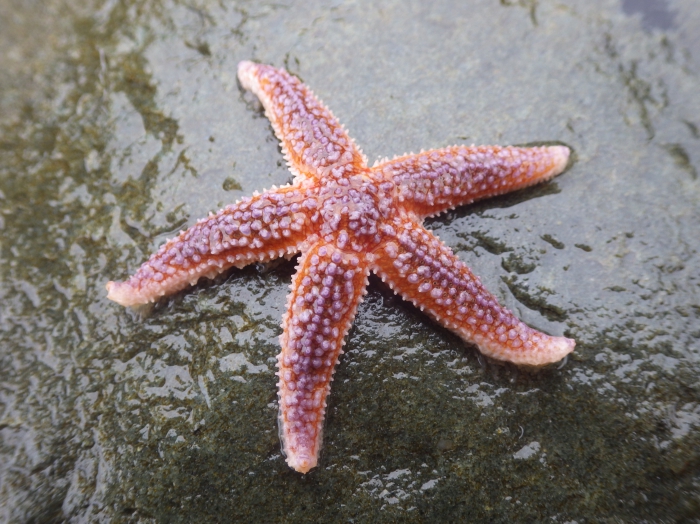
[107,61,575,473]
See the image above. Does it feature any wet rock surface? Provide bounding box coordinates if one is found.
[1,0,699,522]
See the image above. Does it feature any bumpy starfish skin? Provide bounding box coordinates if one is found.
[107,61,575,474]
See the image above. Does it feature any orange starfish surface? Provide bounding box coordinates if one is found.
[107,61,575,473]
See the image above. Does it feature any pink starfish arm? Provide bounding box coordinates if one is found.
[375,145,570,219]
[237,61,368,183]
[372,213,575,366]
[277,241,370,473]
[106,186,317,306]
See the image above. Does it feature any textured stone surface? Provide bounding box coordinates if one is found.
[1,0,699,522]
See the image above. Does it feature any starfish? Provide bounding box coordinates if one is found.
[107,61,575,474]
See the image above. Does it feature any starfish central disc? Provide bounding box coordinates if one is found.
[314,173,396,249]
[107,61,576,474]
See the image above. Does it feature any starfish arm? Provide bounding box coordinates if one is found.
[277,241,370,473]
[106,186,315,306]
[372,215,575,366]
[237,61,368,183]
[375,145,570,218]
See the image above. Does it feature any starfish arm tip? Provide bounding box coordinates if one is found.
[559,335,576,354]
[105,281,142,307]
[237,60,259,89]
[537,335,576,366]
[287,453,317,474]
[483,334,575,368]
[237,59,255,73]
[550,145,571,173]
